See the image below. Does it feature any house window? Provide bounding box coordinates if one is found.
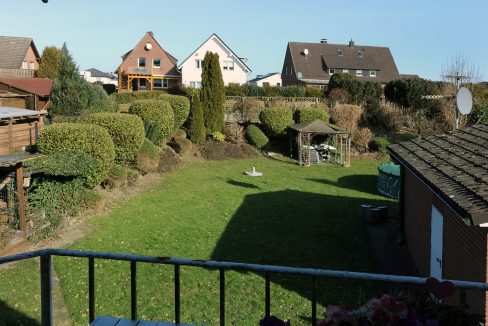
[370,70,376,77]
[357,51,363,58]
[139,79,147,88]
[190,81,202,89]
[329,69,335,75]
[356,70,363,77]
[343,69,349,74]
[29,61,35,69]
[153,58,161,68]
[337,49,343,57]
[138,57,146,67]
[263,82,270,87]
[22,61,28,69]
[277,82,281,87]
[195,59,204,69]
[154,78,169,88]
[223,61,234,71]
[163,79,169,88]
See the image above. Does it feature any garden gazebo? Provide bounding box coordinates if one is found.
[289,119,351,167]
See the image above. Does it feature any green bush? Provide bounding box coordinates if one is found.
[294,108,329,124]
[304,87,325,98]
[174,129,187,139]
[278,86,306,97]
[159,94,191,130]
[189,94,206,144]
[370,137,391,153]
[245,84,266,96]
[259,107,293,137]
[246,124,269,149]
[84,112,145,163]
[170,137,193,155]
[38,123,115,187]
[105,163,128,189]
[134,138,160,174]
[211,131,225,142]
[129,99,174,144]
[225,84,247,96]
[113,90,166,104]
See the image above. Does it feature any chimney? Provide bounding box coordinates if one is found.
[349,39,354,47]
[320,39,328,44]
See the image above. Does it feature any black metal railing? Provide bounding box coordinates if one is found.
[1,248,488,326]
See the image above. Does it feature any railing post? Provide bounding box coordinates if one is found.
[265,272,271,318]
[131,261,137,320]
[40,254,52,326]
[219,269,225,326]
[89,257,95,323]
[174,265,180,324]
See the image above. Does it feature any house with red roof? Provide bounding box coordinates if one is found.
[0,78,53,111]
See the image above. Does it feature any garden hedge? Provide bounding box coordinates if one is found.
[84,112,145,163]
[294,108,329,124]
[246,124,269,149]
[259,107,293,137]
[113,90,165,104]
[135,138,160,174]
[159,94,191,130]
[128,99,174,144]
[38,123,116,187]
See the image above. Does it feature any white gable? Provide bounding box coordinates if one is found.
[179,34,250,87]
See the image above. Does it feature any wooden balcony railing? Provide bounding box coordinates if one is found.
[1,249,488,326]
[0,68,36,78]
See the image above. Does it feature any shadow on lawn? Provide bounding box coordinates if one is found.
[0,300,40,325]
[210,189,394,317]
[227,179,260,189]
[307,174,379,195]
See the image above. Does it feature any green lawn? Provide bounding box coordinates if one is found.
[0,157,397,325]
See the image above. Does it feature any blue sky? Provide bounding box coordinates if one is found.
[2,0,487,81]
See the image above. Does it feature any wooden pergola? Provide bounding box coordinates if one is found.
[289,119,351,167]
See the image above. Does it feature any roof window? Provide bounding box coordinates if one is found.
[357,50,363,58]
[337,49,343,57]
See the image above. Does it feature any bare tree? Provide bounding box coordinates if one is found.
[442,53,482,91]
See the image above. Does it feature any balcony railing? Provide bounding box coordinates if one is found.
[0,68,35,78]
[1,248,488,326]
[126,67,152,75]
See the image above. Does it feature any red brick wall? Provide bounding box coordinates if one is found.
[403,169,488,317]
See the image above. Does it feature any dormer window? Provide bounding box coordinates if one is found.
[370,70,376,77]
[337,49,343,57]
[357,51,363,58]
[329,69,335,75]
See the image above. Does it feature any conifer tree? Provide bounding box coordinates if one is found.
[35,46,61,79]
[189,93,206,144]
[200,52,225,133]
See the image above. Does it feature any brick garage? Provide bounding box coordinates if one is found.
[389,124,488,319]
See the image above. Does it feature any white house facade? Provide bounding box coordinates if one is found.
[247,72,282,87]
[80,68,118,86]
[178,34,251,88]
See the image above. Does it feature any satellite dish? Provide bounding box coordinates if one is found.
[456,87,473,115]
[303,49,309,56]
[297,72,303,79]
[145,42,153,50]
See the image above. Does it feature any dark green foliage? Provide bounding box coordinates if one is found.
[246,124,269,149]
[245,84,267,96]
[263,85,280,97]
[259,107,294,137]
[468,83,488,124]
[294,108,329,123]
[84,112,145,163]
[174,129,187,138]
[278,86,306,97]
[327,73,363,104]
[159,94,191,129]
[167,83,187,96]
[37,123,116,187]
[304,87,325,98]
[142,118,161,144]
[128,99,174,144]
[105,163,128,189]
[369,137,391,153]
[225,84,247,96]
[50,44,116,117]
[201,51,225,133]
[113,90,167,104]
[35,46,61,79]
[134,138,160,174]
[27,177,100,239]
[25,149,100,179]
[384,78,441,110]
[102,84,117,95]
[189,94,206,144]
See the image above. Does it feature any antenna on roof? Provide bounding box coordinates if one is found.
[303,49,309,56]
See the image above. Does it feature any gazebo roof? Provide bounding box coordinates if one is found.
[289,119,348,134]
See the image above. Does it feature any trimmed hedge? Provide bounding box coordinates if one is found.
[84,112,145,163]
[294,108,329,124]
[128,99,174,144]
[26,149,100,178]
[159,94,191,130]
[170,137,193,155]
[134,138,160,174]
[370,137,391,153]
[113,90,166,104]
[259,107,293,137]
[246,124,269,149]
[38,123,116,187]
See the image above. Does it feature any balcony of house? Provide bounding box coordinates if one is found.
[1,249,487,326]
[0,68,36,78]
[118,67,180,93]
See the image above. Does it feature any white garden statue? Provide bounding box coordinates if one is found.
[245,166,263,177]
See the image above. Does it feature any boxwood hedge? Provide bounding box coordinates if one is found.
[37,123,116,187]
[128,99,174,144]
[159,94,190,130]
[84,112,145,163]
[259,107,293,137]
[294,108,329,124]
[246,124,269,149]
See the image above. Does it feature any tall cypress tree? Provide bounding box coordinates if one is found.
[35,46,61,79]
[189,93,206,144]
[201,52,225,133]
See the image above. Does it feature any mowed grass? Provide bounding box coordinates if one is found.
[0,157,397,325]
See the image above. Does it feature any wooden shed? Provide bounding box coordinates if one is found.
[388,123,488,320]
[0,77,53,111]
[0,107,47,155]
